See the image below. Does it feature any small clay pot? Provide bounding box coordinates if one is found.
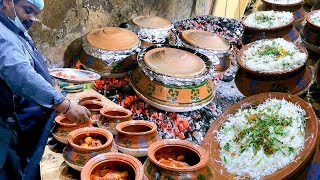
[301,10,320,48]
[78,94,102,102]
[63,127,117,171]
[98,107,132,135]
[144,139,214,180]
[52,115,80,144]
[81,153,145,180]
[241,13,299,45]
[78,100,105,125]
[115,120,159,157]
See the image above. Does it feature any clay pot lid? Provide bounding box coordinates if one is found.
[181,30,230,51]
[144,47,206,77]
[86,27,139,51]
[133,15,172,29]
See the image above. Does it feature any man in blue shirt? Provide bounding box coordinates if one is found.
[0,0,92,179]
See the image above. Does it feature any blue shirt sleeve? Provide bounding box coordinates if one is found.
[0,30,65,108]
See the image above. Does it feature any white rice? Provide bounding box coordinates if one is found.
[310,11,320,27]
[242,38,306,73]
[217,98,306,179]
[243,11,293,29]
[263,0,303,5]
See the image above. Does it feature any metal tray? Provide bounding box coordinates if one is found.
[49,68,101,84]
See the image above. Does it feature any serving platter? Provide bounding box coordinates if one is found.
[49,68,101,84]
[201,92,319,179]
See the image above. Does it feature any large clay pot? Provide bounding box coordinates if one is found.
[261,0,306,30]
[301,10,320,53]
[81,153,145,180]
[178,30,231,74]
[144,139,213,180]
[78,100,105,125]
[52,115,79,144]
[127,15,173,47]
[97,107,132,135]
[80,27,140,78]
[115,120,159,157]
[63,127,117,171]
[241,11,299,44]
[131,68,215,112]
[132,45,216,112]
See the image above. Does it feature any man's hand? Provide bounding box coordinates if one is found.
[53,99,91,125]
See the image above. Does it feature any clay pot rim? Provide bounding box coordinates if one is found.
[55,115,77,127]
[81,152,144,180]
[100,107,132,118]
[306,10,320,29]
[115,120,157,135]
[237,38,308,76]
[241,11,295,31]
[261,0,303,6]
[67,127,113,151]
[78,100,105,112]
[78,94,102,102]
[147,139,209,172]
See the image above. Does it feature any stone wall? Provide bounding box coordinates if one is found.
[29,0,196,68]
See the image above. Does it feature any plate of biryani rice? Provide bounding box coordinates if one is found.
[242,11,294,30]
[237,38,308,76]
[201,92,319,180]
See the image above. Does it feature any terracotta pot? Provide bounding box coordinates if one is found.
[78,100,104,125]
[63,127,117,171]
[201,92,319,179]
[179,30,231,74]
[261,0,306,30]
[241,14,299,45]
[301,10,320,49]
[78,94,102,102]
[237,39,308,76]
[81,153,145,180]
[52,115,81,144]
[115,120,159,157]
[97,107,132,135]
[130,68,215,112]
[144,139,213,180]
[235,65,314,97]
[128,15,173,47]
[79,27,140,78]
